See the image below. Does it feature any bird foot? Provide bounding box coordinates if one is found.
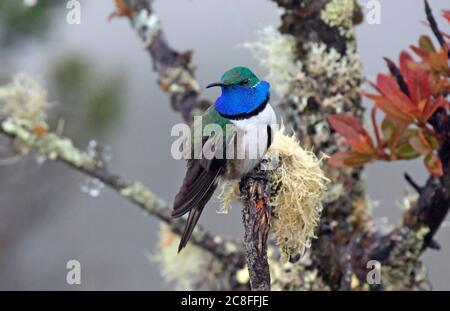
[239,171,268,193]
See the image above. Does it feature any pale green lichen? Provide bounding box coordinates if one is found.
[380,227,431,290]
[0,73,48,125]
[152,224,227,290]
[270,260,330,291]
[1,118,96,169]
[321,182,345,204]
[243,26,302,97]
[301,42,362,102]
[321,0,355,40]
[217,179,240,214]
[0,73,96,167]
[120,181,159,212]
[132,9,160,47]
[246,29,362,107]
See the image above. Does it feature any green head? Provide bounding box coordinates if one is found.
[206,66,260,89]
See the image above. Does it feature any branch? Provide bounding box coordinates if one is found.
[121,0,210,123]
[240,172,271,291]
[404,109,450,251]
[0,117,243,264]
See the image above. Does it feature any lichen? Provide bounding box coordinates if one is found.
[132,9,160,47]
[120,181,159,212]
[152,224,227,290]
[270,259,330,291]
[1,118,97,169]
[380,227,431,290]
[217,179,240,214]
[243,26,302,96]
[246,30,362,151]
[267,130,329,262]
[0,73,48,125]
[321,0,355,40]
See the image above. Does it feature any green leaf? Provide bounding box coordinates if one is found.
[397,141,421,159]
[418,35,436,54]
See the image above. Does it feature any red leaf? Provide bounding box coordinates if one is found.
[411,45,430,58]
[327,114,364,141]
[424,153,443,176]
[328,114,376,155]
[421,96,446,123]
[404,67,432,104]
[443,10,450,23]
[399,51,414,74]
[376,74,417,121]
[373,97,414,124]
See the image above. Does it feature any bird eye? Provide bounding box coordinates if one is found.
[240,78,250,85]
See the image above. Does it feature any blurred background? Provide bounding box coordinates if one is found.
[0,0,448,290]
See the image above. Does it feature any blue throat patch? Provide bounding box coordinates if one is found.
[214,81,270,119]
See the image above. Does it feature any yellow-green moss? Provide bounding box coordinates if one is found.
[267,130,329,262]
[219,130,329,262]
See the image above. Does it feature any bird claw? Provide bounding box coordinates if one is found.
[239,171,268,193]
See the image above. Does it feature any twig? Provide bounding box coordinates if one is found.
[404,173,423,194]
[424,0,446,48]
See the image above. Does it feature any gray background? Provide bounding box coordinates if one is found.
[0,0,448,290]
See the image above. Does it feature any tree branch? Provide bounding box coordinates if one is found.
[240,172,271,291]
[0,117,243,265]
[121,0,210,123]
[403,108,450,251]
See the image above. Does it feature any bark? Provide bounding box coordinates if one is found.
[240,173,272,291]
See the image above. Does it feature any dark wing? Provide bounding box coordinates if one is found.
[172,108,233,252]
[172,156,224,219]
[173,157,224,252]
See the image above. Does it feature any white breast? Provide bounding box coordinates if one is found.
[225,104,277,178]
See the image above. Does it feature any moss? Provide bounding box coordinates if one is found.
[219,130,329,262]
[267,130,329,262]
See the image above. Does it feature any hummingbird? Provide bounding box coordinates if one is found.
[172,66,277,252]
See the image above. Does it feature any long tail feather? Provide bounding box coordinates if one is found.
[177,181,218,252]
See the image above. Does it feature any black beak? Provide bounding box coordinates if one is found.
[206,82,227,89]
